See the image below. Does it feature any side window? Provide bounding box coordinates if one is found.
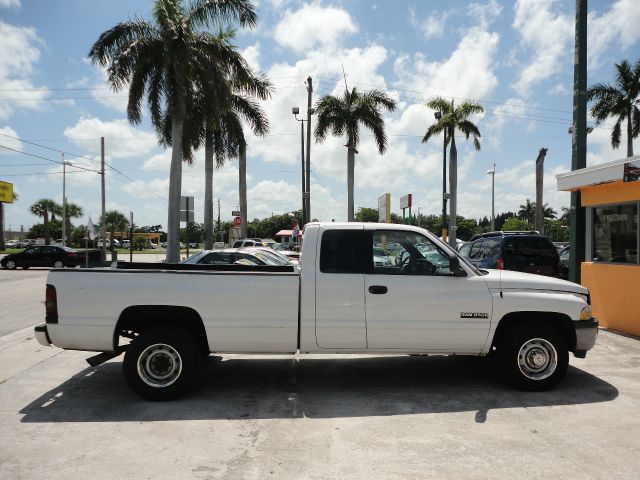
[483,238,501,259]
[371,230,452,276]
[458,243,471,257]
[25,247,40,255]
[319,229,369,274]
[468,241,483,259]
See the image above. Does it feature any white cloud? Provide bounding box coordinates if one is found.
[588,0,640,68]
[468,0,503,29]
[511,0,573,96]
[393,28,500,101]
[63,117,157,159]
[241,42,261,72]
[410,8,449,39]
[0,20,49,120]
[274,4,358,53]
[0,126,22,153]
[0,0,20,8]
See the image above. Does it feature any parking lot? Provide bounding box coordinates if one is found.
[1,268,639,479]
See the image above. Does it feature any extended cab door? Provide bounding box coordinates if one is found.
[314,227,368,349]
[364,229,492,353]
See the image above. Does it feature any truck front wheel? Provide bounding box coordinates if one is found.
[498,324,568,391]
[123,326,200,400]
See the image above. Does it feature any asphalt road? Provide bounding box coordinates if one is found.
[0,267,639,479]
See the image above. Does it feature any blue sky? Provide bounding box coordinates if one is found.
[1,0,639,232]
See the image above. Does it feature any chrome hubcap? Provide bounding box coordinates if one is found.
[137,343,182,388]
[7,260,16,269]
[517,338,557,380]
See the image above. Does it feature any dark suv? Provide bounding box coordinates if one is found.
[458,231,560,277]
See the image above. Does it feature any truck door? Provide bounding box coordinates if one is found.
[315,227,368,349]
[364,229,492,352]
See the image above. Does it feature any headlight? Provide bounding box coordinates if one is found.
[580,306,592,320]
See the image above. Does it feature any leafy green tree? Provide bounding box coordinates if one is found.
[30,199,62,244]
[502,217,530,231]
[314,87,397,221]
[422,96,483,247]
[355,207,379,222]
[103,210,129,250]
[63,202,83,245]
[133,237,151,251]
[588,59,640,157]
[89,0,259,262]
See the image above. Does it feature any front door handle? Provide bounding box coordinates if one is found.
[368,285,388,294]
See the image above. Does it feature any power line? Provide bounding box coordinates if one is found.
[1,171,93,176]
[0,144,100,173]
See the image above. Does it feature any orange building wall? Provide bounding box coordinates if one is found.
[581,181,640,207]
[582,262,640,336]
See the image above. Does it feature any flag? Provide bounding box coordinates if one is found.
[292,222,299,241]
[87,216,97,240]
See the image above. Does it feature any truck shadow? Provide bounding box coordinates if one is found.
[20,355,617,424]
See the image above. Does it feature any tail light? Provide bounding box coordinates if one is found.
[496,258,504,270]
[45,284,58,324]
[68,252,77,257]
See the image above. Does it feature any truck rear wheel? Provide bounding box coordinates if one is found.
[498,324,568,391]
[123,326,200,400]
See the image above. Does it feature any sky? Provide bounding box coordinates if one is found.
[1,0,639,232]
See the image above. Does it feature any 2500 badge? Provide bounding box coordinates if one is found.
[460,312,489,319]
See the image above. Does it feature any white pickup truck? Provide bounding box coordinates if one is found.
[35,222,598,400]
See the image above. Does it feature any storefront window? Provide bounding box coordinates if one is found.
[593,203,639,264]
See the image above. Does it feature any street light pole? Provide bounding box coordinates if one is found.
[486,163,495,231]
[292,107,307,226]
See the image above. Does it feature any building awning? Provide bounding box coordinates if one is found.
[275,229,302,237]
[556,155,640,191]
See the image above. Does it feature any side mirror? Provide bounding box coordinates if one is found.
[449,256,467,277]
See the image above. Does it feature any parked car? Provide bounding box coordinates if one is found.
[181,248,287,266]
[232,238,265,248]
[188,242,199,248]
[1,245,78,269]
[4,239,20,249]
[261,238,277,249]
[241,246,292,265]
[121,240,131,249]
[97,239,120,248]
[459,231,560,277]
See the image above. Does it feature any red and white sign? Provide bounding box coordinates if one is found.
[233,216,241,226]
[400,193,412,209]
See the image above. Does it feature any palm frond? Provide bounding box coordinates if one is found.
[187,0,257,30]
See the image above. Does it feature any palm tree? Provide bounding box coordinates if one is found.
[518,199,535,226]
[103,210,130,250]
[314,87,397,221]
[89,0,258,262]
[63,202,84,246]
[30,199,62,245]
[587,59,640,157]
[423,97,483,247]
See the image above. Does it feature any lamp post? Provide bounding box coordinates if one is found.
[434,111,447,241]
[62,158,72,247]
[486,163,495,231]
[292,107,306,227]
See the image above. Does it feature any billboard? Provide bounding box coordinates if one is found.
[0,180,13,203]
[400,193,412,209]
[378,193,391,223]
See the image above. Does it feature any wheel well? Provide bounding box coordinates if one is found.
[492,311,576,352]
[114,305,209,354]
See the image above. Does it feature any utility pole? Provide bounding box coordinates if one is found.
[217,197,221,243]
[100,137,106,262]
[62,154,67,247]
[535,148,548,234]
[569,0,587,283]
[292,107,306,226]
[305,76,313,223]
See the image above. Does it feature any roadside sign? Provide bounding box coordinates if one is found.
[233,216,241,226]
[231,210,241,216]
[400,193,412,209]
[378,193,390,223]
[179,210,194,223]
[180,196,194,223]
[0,180,13,203]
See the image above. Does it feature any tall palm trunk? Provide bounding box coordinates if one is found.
[204,130,214,250]
[448,132,457,248]
[627,103,634,157]
[347,140,355,222]
[166,97,185,263]
[239,144,248,238]
[43,212,50,245]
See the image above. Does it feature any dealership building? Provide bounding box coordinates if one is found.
[557,155,640,336]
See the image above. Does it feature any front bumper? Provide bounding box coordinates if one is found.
[573,318,598,357]
[34,323,51,347]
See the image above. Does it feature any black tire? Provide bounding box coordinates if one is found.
[123,326,201,400]
[22,266,30,270]
[497,323,568,391]
[4,260,17,270]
